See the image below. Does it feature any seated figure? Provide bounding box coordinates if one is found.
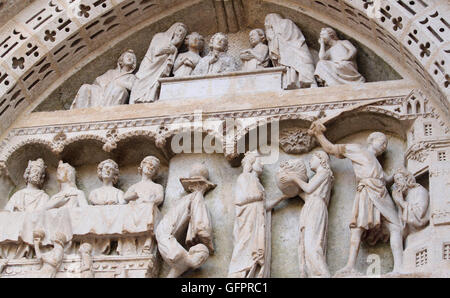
[122,156,164,258]
[1,159,50,260]
[240,29,270,72]
[314,28,365,87]
[88,159,125,255]
[47,161,88,210]
[89,159,125,206]
[173,32,205,77]
[71,50,137,109]
[192,32,239,75]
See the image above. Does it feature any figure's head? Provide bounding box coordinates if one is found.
[189,163,209,180]
[79,243,93,254]
[187,244,210,268]
[57,161,76,186]
[249,29,266,47]
[97,159,119,185]
[118,49,137,73]
[170,23,188,48]
[367,132,388,156]
[185,32,204,52]
[209,32,228,52]
[264,13,282,40]
[394,168,416,192]
[138,156,160,179]
[24,158,46,187]
[320,27,339,43]
[311,151,331,171]
[242,151,263,175]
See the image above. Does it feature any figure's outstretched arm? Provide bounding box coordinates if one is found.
[309,121,343,158]
[266,194,290,211]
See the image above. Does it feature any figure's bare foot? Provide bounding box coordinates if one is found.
[334,266,363,278]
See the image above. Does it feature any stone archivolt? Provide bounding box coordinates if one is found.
[0,1,448,279]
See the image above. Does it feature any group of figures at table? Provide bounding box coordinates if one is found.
[0,121,430,278]
[71,13,366,109]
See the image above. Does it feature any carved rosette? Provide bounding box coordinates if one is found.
[279,128,316,154]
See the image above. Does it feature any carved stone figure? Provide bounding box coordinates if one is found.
[228,151,267,278]
[314,28,365,87]
[155,164,215,278]
[123,156,164,257]
[392,168,429,235]
[88,159,125,255]
[264,13,316,89]
[79,243,94,278]
[268,152,334,278]
[173,32,204,77]
[240,29,270,72]
[5,158,49,212]
[130,23,188,104]
[192,32,239,75]
[70,50,137,109]
[89,159,125,206]
[309,121,403,275]
[33,230,66,278]
[47,161,88,210]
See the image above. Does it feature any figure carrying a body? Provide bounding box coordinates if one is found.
[173,32,204,77]
[71,50,137,109]
[264,13,316,89]
[192,32,239,75]
[240,29,270,72]
[267,152,334,278]
[309,121,403,275]
[392,168,429,236]
[228,151,267,278]
[314,28,365,87]
[155,164,215,278]
[130,23,188,103]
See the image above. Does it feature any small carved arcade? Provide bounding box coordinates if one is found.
[0,4,448,279]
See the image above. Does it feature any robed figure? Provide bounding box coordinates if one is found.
[155,164,215,278]
[264,13,316,89]
[70,50,137,109]
[228,152,267,278]
[130,23,187,104]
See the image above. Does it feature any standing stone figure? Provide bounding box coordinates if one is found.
[124,156,164,257]
[192,32,239,75]
[47,161,88,210]
[240,29,270,72]
[130,23,188,104]
[33,230,66,278]
[173,32,205,77]
[228,151,267,278]
[314,28,365,87]
[391,168,429,236]
[70,50,137,109]
[264,13,316,89]
[155,164,215,278]
[309,121,403,275]
[268,152,334,278]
